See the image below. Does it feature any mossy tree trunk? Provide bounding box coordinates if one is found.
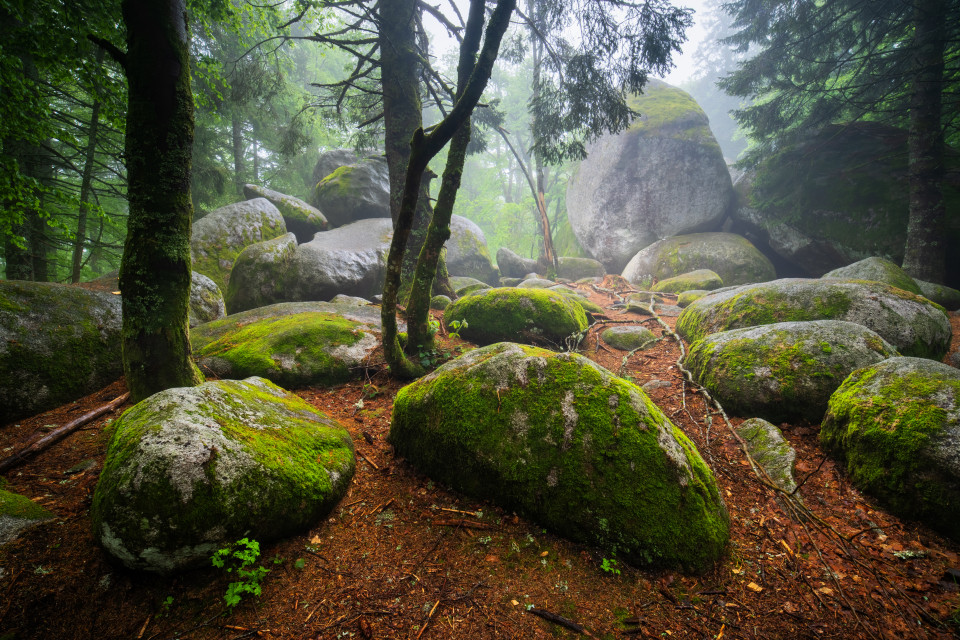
[902,0,947,283]
[380,0,517,378]
[119,0,203,403]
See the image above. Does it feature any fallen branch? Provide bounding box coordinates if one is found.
[0,392,129,474]
[526,607,593,636]
[431,518,492,530]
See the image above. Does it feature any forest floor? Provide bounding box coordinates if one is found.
[1,278,959,640]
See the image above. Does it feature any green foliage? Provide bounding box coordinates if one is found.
[447,319,468,340]
[600,555,620,576]
[211,537,270,608]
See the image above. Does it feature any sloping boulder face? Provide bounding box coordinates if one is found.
[676,279,951,359]
[685,321,898,423]
[191,311,378,388]
[243,184,328,243]
[225,233,298,313]
[189,272,226,327]
[730,123,960,280]
[557,257,605,280]
[1,488,54,545]
[601,326,658,351]
[821,358,960,541]
[822,257,922,295]
[736,419,797,494]
[389,342,730,572]
[91,377,355,573]
[288,219,393,302]
[496,246,538,278]
[191,198,286,292]
[567,80,734,272]
[311,157,390,227]
[622,233,775,287]
[916,279,960,311]
[1,282,122,424]
[652,269,723,294]
[446,215,499,285]
[312,148,360,186]
[444,288,588,347]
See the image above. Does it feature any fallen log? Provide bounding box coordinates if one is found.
[0,392,129,474]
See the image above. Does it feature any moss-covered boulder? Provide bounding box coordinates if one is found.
[430,295,452,310]
[685,320,898,423]
[191,310,378,388]
[821,357,960,541]
[189,272,227,327]
[496,246,538,278]
[736,419,797,494]
[915,279,960,311]
[1,488,54,545]
[312,148,361,186]
[601,326,658,351]
[822,257,921,294]
[677,289,709,307]
[567,80,734,272]
[311,157,390,227]
[1,281,122,424]
[446,215,499,285]
[389,342,729,572]
[243,184,328,243]
[623,233,775,288]
[557,257,605,280]
[444,288,588,347]
[224,233,298,313]
[449,276,489,295]
[677,278,951,359]
[191,198,287,292]
[517,277,556,289]
[653,269,723,294]
[91,377,355,573]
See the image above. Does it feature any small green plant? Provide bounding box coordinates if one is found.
[427,318,441,336]
[211,538,270,608]
[600,556,620,576]
[447,319,468,339]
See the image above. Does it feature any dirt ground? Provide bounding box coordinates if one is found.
[1,278,959,640]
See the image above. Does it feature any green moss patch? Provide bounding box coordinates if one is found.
[822,257,921,295]
[390,342,729,572]
[653,269,723,294]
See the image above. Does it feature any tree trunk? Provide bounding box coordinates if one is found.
[72,47,106,284]
[902,0,947,283]
[119,0,202,403]
[232,110,245,194]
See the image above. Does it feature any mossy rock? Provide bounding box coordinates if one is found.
[191,198,287,293]
[822,257,921,295]
[430,295,452,310]
[311,158,390,227]
[446,215,499,285]
[916,279,960,311]
[389,342,729,572]
[653,269,723,294]
[676,278,950,359]
[444,288,588,348]
[551,214,590,259]
[556,257,605,280]
[496,247,538,278]
[601,326,658,351]
[191,310,378,388]
[518,278,556,289]
[821,357,960,541]
[736,419,797,494]
[677,289,709,308]
[189,272,227,327]
[225,233,298,313]
[1,488,54,545]
[685,320,899,423]
[623,233,775,288]
[243,184,328,243]
[1,281,122,424]
[91,377,355,573]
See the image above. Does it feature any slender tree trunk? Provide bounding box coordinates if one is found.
[252,137,259,183]
[72,47,106,284]
[232,110,245,194]
[902,0,947,283]
[119,0,202,402]
[528,0,557,273]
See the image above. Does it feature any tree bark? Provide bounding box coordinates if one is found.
[119,0,203,403]
[902,0,947,283]
[232,109,245,194]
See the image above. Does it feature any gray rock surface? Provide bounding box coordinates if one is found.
[0,488,54,545]
[496,247,538,278]
[225,233,298,313]
[677,278,951,359]
[601,326,658,351]
[311,157,390,227]
[188,272,227,327]
[191,198,286,292]
[91,377,355,572]
[446,215,499,284]
[736,419,798,494]
[556,257,605,281]
[652,269,723,294]
[821,357,960,541]
[243,184,328,243]
[622,233,775,287]
[517,278,556,289]
[567,80,734,272]
[822,257,921,294]
[916,279,960,310]
[312,148,361,186]
[1,281,122,424]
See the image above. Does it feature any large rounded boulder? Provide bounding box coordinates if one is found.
[189,272,227,327]
[243,184,328,243]
[821,358,960,541]
[191,310,379,388]
[496,247,538,278]
[191,198,287,292]
[684,321,899,423]
[1,281,122,423]
[311,157,390,227]
[91,377,355,573]
[566,80,734,272]
[390,342,730,572]
[225,233,298,313]
[676,279,951,359]
[622,233,775,287]
[821,257,921,294]
[445,215,499,285]
[444,288,588,347]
